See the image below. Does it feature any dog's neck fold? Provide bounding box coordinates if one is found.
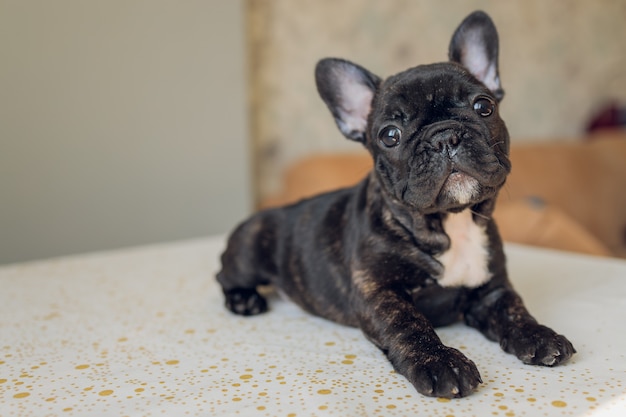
[367,173,496,256]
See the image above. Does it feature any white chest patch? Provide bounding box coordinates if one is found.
[435,210,491,288]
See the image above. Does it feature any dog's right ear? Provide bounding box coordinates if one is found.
[315,58,381,143]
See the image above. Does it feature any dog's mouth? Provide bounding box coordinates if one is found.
[439,169,481,205]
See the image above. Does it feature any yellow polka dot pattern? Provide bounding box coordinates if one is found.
[0,237,625,415]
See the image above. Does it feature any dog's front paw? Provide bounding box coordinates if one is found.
[500,322,576,366]
[224,288,268,316]
[406,346,482,398]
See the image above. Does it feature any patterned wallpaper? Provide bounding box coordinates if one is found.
[247,0,626,200]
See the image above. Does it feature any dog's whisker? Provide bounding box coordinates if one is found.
[470,209,491,220]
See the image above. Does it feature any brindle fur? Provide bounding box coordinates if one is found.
[217,11,575,398]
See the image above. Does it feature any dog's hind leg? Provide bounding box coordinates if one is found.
[217,257,269,316]
[217,252,270,316]
[216,216,276,316]
[220,286,268,316]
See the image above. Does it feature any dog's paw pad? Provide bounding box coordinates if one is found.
[224,288,268,316]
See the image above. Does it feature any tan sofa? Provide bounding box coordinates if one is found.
[261,131,626,258]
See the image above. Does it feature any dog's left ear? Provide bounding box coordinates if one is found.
[315,58,381,143]
[449,11,504,101]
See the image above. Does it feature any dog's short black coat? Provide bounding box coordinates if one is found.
[217,11,575,398]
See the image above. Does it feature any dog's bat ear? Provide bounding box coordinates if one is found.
[449,11,504,101]
[315,58,381,142]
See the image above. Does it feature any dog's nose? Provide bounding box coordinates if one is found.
[433,130,460,153]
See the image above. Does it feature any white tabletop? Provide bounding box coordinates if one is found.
[0,236,624,416]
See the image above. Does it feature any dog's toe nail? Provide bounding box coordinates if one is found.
[542,349,560,366]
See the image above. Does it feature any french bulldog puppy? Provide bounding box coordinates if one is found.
[217,11,575,398]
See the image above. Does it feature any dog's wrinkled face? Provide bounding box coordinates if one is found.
[368,63,510,213]
[316,11,511,214]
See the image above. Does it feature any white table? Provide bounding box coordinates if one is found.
[1,236,624,416]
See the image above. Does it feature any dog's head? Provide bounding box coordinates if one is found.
[316,11,511,214]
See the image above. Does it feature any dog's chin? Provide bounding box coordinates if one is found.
[396,171,485,214]
[427,172,484,213]
[440,171,480,206]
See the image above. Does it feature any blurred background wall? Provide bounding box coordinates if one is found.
[248,0,626,199]
[1,0,625,264]
[0,0,251,264]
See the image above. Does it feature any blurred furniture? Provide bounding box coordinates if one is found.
[262,131,626,258]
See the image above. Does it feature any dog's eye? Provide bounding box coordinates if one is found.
[473,97,496,117]
[378,126,401,147]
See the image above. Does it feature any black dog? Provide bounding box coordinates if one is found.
[217,11,575,398]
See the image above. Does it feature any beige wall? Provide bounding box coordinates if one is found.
[248,0,626,200]
[0,0,252,264]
